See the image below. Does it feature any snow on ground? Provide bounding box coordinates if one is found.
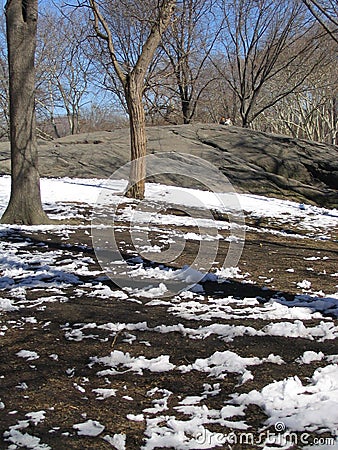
[0,176,337,449]
[232,364,338,433]
[1,176,336,236]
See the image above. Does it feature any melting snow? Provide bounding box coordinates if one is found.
[0,176,337,449]
[232,364,338,433]
[73,419,105,436]
[89,350,175,376]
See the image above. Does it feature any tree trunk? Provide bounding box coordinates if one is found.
[182,99,191,124]
[332,96,337,145]
[125,77,147,199]
[1,0,49,225]
[89,0,176,200]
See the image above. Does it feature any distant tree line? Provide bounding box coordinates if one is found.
[0,0,336,145]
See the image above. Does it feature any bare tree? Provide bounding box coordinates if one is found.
[1,0,49,225]
[302,0,338,43]
[214,0,329,128]
[36,8,94,137]
[191,64,237,123]
[80,102,128,132]
[161,0,222,124]
[88,0,176,199]
[253,55,338,145]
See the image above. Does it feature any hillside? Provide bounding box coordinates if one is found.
[0,124,337,207]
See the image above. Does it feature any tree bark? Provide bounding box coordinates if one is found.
[125,77,147,199]
[1,0,49,224]
[123,0,176,199]
[182,98,191,124]
[89,0,176,200]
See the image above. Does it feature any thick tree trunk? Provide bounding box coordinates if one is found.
[182,99,191,125]
[1,0,49,225]
[125,78,147,200]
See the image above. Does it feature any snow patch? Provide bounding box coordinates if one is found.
[89,350,175,376]
[73,419,105,436]
[233,364,338,433]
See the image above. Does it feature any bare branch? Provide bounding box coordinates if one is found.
[89,0,127,84]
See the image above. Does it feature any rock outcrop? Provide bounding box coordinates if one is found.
[0,124,337,207]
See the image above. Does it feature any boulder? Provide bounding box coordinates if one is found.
[0,124,336,207]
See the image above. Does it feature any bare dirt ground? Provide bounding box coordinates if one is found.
[0,205,337,449]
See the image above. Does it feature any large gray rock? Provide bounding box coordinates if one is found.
[0,123,337,207]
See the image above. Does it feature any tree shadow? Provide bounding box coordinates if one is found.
[198,127,337,208]
[1,228,336,317]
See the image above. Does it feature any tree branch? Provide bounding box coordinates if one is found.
[89,0,127,85]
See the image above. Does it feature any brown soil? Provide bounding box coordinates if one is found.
[0,212,337,449]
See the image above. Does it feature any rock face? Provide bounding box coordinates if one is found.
[0,123,337,207]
